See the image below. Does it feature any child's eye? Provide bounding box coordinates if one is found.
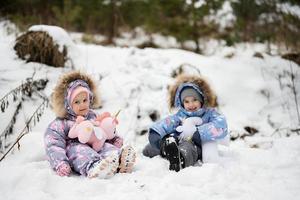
[192,98,198,102]
[83,99,87,103]
[75,100,80,104]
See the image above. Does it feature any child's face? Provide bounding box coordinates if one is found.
[72,92,89,116]
[183,96,202,112]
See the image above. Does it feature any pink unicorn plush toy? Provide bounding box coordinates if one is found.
[68,112,119,151]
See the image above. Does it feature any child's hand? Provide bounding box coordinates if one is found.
[113,137,123,148]
[56,163,71,177]
[75,116,85,124]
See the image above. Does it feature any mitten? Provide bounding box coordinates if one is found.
[56,163,71,177]
[113,137,123,148]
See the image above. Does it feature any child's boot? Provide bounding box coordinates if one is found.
[87,152,119,178]
[161,136,182,172]
[118,145,136,173]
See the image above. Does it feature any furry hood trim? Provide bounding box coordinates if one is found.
[168,74,217,109]
[50,70,101,118]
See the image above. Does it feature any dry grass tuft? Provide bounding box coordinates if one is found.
[14,31,67,67]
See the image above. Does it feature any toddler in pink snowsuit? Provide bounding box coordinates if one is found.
[44,71,136,178]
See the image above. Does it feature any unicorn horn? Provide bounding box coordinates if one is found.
[113,109,121,125]
[114,109,121,119]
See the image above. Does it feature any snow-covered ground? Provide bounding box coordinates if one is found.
[0,22,300,200]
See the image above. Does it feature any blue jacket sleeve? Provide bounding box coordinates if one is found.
[196,108,228,142]
[149,113,181,138]
[44,119,70,170]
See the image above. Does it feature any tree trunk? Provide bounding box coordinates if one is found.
[108,0,117,44]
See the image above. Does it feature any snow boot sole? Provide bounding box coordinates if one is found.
[164,137,181,172]
[88,153,119,179]
[118,145,136,173]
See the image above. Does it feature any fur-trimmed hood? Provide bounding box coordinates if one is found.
[168,74,217,109]
[50,70,101,118]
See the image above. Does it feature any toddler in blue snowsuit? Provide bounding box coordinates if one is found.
[143,74,228,171]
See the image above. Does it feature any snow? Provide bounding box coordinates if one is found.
[29,25,75,53]
[29,25,78,67]
[278,2,300,19]
[212,1,236,30]
[0,22,300,200]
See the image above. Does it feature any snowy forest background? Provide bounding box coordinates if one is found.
[1,0,300,53]
[0,0,300,200]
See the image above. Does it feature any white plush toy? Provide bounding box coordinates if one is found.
[176,117,203,141]
[176,117,230,163]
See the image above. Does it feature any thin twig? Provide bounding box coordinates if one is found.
[0,101,22,138]
[288,62,300,124]
[0,129,28,162]
[0,97,49,162]
[0,84,24,104]
[0,78,48,107]
[282,19,300,125]
[291,128,300,133]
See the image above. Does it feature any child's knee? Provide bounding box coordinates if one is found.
[178,141,198,167]
[148,130,161,149]
[192,132,202,147]
[142,143,160,158]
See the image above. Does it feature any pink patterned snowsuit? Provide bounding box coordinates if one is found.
[44,80,121,176]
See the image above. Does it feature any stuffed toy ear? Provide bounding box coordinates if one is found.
[97,112,111,122]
